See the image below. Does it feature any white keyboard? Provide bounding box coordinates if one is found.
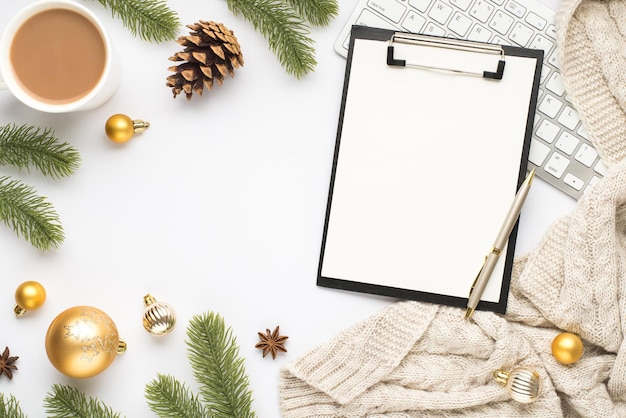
[334,0,607,200]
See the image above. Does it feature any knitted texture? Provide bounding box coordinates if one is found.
[279,0,626,416]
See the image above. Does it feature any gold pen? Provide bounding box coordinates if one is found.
[465,168,535,320]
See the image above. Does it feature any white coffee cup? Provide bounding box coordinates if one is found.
[0,0,121,113]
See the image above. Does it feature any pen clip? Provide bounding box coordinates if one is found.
[469,256,488,298]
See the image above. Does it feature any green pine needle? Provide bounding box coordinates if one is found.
[285,0,338,26]
[91,0,180,42]
[43,384,123,418]
[0,176,64,250]
[187,312,255,418]
[0,124,80,178]
[145,374,208,418]
[0,393,27,418]
[227,0,317,78]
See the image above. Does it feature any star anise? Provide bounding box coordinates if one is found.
[255,326,288,360]
[0,346,18,379]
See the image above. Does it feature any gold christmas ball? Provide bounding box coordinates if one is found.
[14,280,46,317]
[105,113,150,143]
[551,332,584,364]
[45,306,126,378]
[494,367,541,403]
[143,294,176,336]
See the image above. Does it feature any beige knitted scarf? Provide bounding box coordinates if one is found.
[279,0,626,416]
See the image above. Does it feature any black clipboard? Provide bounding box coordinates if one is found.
[317,26,543,313]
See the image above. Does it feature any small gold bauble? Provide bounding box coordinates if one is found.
[45,306,126,378]
[494,367,541,403]
[14,280,46,317]
[551,332,584,364]
[143,294,176,336]
[105,113,150,143]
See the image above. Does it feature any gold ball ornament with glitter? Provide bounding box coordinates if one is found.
[14,280,46,317]
[143,294,176,336]
[493,367,541,403]
[552,332,584,364]
[105,114,150,143]
[45,306,126,378]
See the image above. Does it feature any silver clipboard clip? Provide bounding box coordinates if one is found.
[387,32,506,80]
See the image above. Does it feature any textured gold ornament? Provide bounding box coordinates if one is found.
[494,367,541,403]
[105,114,150,143]
[45,306,126,378]
[14,281,46,317]
[551,332,584,364]
[143,294,176,336]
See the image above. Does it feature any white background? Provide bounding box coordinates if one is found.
[0,0,572,417]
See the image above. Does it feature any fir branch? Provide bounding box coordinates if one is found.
[0,393,27,418]
[187,312,255,418]
[226,0,316,78]
[0,124,80,178]
[43,384,123,418]
[90,0,180,42]
[145,374,207,418]
[0,176,64,250]
[284,0,338,26]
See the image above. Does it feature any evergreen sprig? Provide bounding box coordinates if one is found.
[285,0,339,26]
[145,312,255,418]
[43,384,124,418]
[91,0,180,42]
[0,124,80,178]
[0,176,64,250]
[0,393,27,418]
[226,0,317,78]
[145,374,208,418]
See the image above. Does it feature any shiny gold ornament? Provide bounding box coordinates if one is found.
[551,332,584,364]
[494,367,541,403]
[14,280,46,317]
[105,114,150,143]
[143,294,176,336]
[45,306,126,378]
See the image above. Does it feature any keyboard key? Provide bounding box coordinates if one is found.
[402,10,427,32]
[423,22,446,36]
[575,143,598,167]
[536,119,559,143]
[585,176,601,193]
[468,24,492,42]
[563,173,584,191]
[509,22,534,46]
[429,1,453,24]
[528,34,554,54]
[489,11,515,34]
[525,11,547,30]
[449,12,472,36]
[546,72,565,96]
[577,124,590,140]
[594,159,608,176]
[409,0,432,13]
[538,93,563,118]
[470,0,494,23]
[449,0,472,9]
[545,152,570,178]
[505,0,526,18]
[529,139,551,166]
[558,106,580,130]
[545,24,557,39]
[555,131,579,155]
[368,0,407,23]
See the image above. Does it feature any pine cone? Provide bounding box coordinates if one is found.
[166,21,244,100]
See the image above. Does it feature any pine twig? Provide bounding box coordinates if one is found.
[43,384,123,418]
[187,312,255,418]
[285,0,338,26]
[226,0,317,78]
[145,374,208,418]
[0,393,27,418]
[0,124,80,178]
[90,0,180,42]
[0,176,64,250]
